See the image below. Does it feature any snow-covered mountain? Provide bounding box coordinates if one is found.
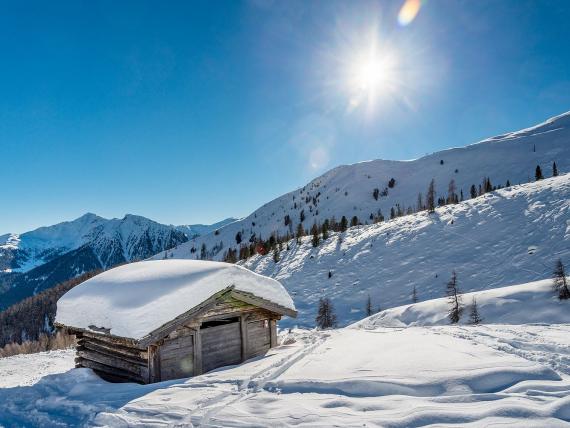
[241,174,570,327]
[158,111,570,264]
[0,214,235,274]
[0,214,235,309]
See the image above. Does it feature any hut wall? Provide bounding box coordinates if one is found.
[75,332,149,383]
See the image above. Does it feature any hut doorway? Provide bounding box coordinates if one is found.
[200,317,242,373]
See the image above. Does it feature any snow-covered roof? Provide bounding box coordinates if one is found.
[55,260,296,340]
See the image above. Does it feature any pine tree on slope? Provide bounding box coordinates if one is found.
[446,270,463,324]
[426,179,436,213]
[553,259,570,300]
[469,297,482,325]
[553,162,559,177]
[365,295,373,317]
[316,298,337,329]
[536,165,544,181]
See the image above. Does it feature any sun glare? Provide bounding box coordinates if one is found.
[346,49,397,111]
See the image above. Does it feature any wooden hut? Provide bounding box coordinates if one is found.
[55,260,297,384]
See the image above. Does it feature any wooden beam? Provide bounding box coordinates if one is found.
[230,290,297,318]
[77,349,148,379]
[76,357,144,384]
[269,319,278,348]
[148,345,161,383]
[194,328,202,376]
[240,314,249,362]
[78,340,148,363]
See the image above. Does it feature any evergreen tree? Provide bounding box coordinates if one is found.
[340,216,348,232]
[315,298,337,329]
[412,285,418,303]
[446,270,462,324]
[417,193,424,211]
[535,165,544,181]
[553,161,559,177]
[470,184,477,199]
[235,231,242,245]
[553,259,570,300]
[460,189,464,202]
[426,179,436,213]
[200,243,208,260]
[447,179,458,204]
[469,297,482,325]
[350,216,359,227]
[373,188,380,201]
[390,207,396,219]
[322,219,329,240]
[300,209,306,223]
[365,295,373,317]
[296,223,305,244]
[506,179,511,187]
[311,223,320,247]
[272,249,280,263]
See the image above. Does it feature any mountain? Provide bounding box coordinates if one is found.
[0,214,235,310]
[241,174,570,327]
[156,111,570,263]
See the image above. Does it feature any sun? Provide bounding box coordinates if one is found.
[346,49,397,111]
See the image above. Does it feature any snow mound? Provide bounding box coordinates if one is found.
[56,259,296,339]
[354,278,570,329]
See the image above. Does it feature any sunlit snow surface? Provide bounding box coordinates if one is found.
[4,282,570,428]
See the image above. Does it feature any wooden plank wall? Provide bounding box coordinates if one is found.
[75,332,149,383]
[159,332,195,381]
[201,321,242,373]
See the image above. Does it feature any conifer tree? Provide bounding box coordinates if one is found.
[412,285,418,303]
[272,248,280,263]
[315,298,337,329]
[506,179,511,187]
[446,270,462,324]
[350,216,359,227]
[322,219,329,240]
[447,179,458,204]
[373,188,380,200]
[365,295,373,317]
[340,216,348,232]
[311,223,320,247]
[469,297,482,325]
[553,161,559,177]
[535,165,544,181]
[390,207,396,219]
[417,193,424,211]
[296,223,305,244]
[426,179,436,213]
[470,184,477,199]
[235,231,242,245]
[553,259,570,300]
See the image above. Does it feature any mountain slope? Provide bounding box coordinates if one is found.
[240,174,570,328]
[158,111,570,262]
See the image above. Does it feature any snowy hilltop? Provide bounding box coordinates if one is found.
[156,111,570,265]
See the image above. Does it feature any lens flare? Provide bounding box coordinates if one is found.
[398,0,422,26]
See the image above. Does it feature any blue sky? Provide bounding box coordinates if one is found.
[1,0,569,233]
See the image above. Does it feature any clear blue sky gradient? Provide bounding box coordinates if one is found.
[1,0,569,233]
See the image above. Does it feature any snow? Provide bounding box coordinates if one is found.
[55,259,296,339]
[3,325,570,426]
[241,174,570,328]
[355,278,570,329]
[157,111,570,269]
[0,349,74,388]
